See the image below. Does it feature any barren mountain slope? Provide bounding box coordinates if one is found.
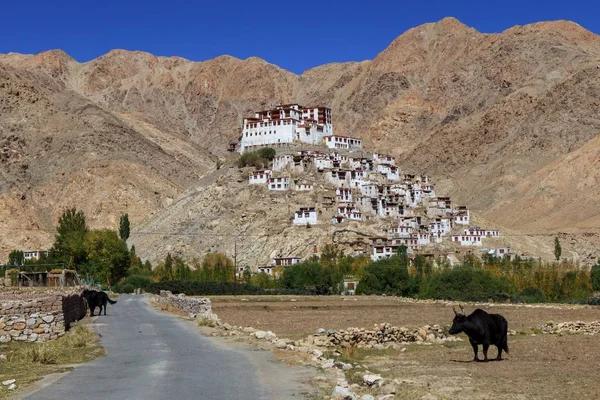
[2,17,600,263]
[485,134,600,231]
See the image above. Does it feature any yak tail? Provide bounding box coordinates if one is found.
[503,339,509,354]
[107,298,117,305]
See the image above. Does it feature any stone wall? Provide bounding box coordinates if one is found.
[0,293,85,343]
[155,291,218,321]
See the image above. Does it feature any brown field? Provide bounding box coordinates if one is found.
[212,296,600,399]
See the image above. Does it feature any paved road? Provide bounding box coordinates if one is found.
[26,295,276,400]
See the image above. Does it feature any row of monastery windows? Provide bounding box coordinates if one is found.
[247,120,296,129]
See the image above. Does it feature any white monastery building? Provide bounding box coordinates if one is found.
[248,169,272,185]
[268,177,290,191]
[240,104,332,152]
[293,207,318,225]
[323,135,362,149]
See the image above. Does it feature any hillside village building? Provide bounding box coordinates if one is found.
[249,170,272,185]
[324,135,362,149]
[240,104,332,152]
[293,207,318,225]
[268,177,290,191]
[24,250,49,261]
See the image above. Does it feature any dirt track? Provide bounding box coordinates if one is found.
[212,296,600,399]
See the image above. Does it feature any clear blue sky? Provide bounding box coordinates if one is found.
[1,0,598,74]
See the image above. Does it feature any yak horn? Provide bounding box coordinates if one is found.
[459,304,465,314]
[453,306,458,316]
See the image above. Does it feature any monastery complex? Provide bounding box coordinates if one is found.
[236,105,512,275]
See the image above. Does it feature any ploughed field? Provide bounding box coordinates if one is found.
[212,296,600,399]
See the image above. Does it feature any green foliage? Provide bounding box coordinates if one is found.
[517,287,547,303]
[52,208,88,268]
[174,257,192,280]
[147,280,314,296]
[120,283,135,294]
[8,249,24,266]
[81,229,130,284]
[122,274,153,290]
[591,260,600,292]
[419,266,514,302]
[191,252,234,282]
[154,253,175,281]
[281,260,342,294]
[356,256,414,295]
[119,214,130,240]
[257,147,276,160]
[554,237,562,261]
[236,148,275,168]
[242,268,252,284]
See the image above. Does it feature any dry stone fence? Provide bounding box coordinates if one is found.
[0,292,86,343]
[155,290,219,322]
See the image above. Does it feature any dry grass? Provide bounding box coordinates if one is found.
[212,295,600,399]
[0,323,104,399]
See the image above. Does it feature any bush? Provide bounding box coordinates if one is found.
[419,266,515,302]
[591,262,600,291]
[236,148,276,168]
[147,280,316,296]
[120,284,135,294]
[122,275,153,291]
[518,287,547,303]
[355,256,414,296]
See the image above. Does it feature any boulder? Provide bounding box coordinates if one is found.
[8,383,17,391]
[42,315,55,324]
[360,395,375,400]
[363,374,383,387]
[253,331,267,339]
[275,340,287,349]
[331,385,357,400]
[2,379,16,386]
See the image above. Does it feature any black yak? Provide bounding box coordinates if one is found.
[81,289,117,316]
[448,305,509,362]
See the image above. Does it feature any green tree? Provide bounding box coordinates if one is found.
[51,208,88,268]
[554,237,562,261]
[174,257,192,280]
[194,252,234,282]
[119,214,130,241]
[590,259,600,292]
[396,245,409,268]
[242,268,252,284]
[82,230,131,283]
[159,253,174,281]
[8,250,24,266]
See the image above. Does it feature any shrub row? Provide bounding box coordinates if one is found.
[147,280,320,296]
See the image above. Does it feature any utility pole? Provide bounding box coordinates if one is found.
[233,239,237,297]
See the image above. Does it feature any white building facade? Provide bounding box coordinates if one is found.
[239,104,332,152]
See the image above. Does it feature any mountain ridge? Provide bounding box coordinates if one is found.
[1,17,600,262]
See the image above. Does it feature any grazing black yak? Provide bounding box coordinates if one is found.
[448,305,509,362]
[81,289,117,316]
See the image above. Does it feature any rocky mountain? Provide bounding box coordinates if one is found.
[1,17,599,263]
